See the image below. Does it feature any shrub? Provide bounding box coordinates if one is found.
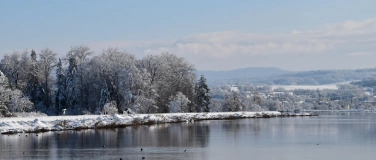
[103,101,118,115]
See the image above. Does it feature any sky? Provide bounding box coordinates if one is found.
[1,0,376,71]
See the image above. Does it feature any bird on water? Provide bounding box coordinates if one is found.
[141,148,143,151]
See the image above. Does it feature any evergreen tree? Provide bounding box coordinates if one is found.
[196,75,210,112]
[25,50,44,112]
[55,58,66,115]
[99,80,110,111]
[68,45,92,111]
[65,55,80,114]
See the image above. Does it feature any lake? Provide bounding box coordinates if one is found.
[1,112,376,160]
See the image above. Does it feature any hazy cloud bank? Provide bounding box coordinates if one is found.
[89,18,376,70]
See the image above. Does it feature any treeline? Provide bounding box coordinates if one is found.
[214,68,376,85]
[0,46,210,116]
[209,84,373,112]
[350,78,376,88]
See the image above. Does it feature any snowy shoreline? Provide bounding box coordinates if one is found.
[0,111,313,134]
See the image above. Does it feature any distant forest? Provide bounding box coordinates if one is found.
[350,78,376,87]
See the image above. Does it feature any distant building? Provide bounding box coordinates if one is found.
[360,101,376,105]
[230,86,239,92]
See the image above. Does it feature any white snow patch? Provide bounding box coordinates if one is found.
[271,81,351,91]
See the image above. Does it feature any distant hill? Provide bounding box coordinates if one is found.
[197,67,291,82]
[350,78,376,87]
[213,68,376,85]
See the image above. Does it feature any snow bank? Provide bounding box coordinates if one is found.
[0,111,288,134]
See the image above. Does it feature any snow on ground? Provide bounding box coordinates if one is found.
[0,112,284,134]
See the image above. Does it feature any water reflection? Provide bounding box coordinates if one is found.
[0,122,212,160]
[1,113,376,160]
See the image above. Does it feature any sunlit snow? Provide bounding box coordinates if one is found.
[0,112,283,134]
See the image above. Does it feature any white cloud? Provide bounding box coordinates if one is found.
[88,18,376,71]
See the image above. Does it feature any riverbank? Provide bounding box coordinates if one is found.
[0,111,313,134]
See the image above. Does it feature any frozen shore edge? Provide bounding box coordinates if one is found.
[0,111,314,134]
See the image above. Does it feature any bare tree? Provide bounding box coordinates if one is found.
[39,48,57,109]
[141,53,196,113]
[0,51,32,90]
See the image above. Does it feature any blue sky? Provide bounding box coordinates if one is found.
[1,0,376,71]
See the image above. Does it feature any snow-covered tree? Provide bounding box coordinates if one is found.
[0,51,33,91]
[103,101,118,115]
[168,92,191,113]
[95,48,133,112]
[68,45,93,111]
[195,75,210,112]
[209,99,223,112]
[0,71,33,116]
[24,50,43,110]
[0,46,198,115]
[39,48,57,110]
[0,69,9,87]
[0,71,9,116]
[140,53,196,113]
[123,64,158,113]
[90,48,157,113]
[7,90,33,112]
[55,58,66,115]
[99,81,110,111]
[65,54,80,114]
[222,91,242,112]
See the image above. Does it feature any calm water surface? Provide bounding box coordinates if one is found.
[1,112,376,160]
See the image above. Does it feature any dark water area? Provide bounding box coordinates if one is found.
[1,112,376,160]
